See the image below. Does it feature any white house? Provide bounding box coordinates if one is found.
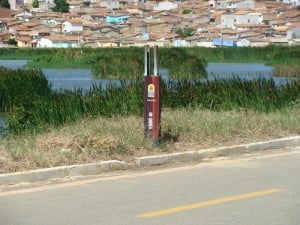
[62,19,83,33]
[282,0,300,6]
[153,1,178,11]
[37,36,79,48]
[216,0,255,9]
[287,22,300,39]
[221,12,263,29]
[100,0,120,10]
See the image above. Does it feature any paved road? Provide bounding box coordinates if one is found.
[1,148,300,225]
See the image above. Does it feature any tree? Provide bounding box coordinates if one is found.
[8,39,17,46]
[0,0,10,8]
[52,0,70,13]
[82,0,90,7]
[182,9,192,14]
[32,0,39,8]
[176,28,195,38]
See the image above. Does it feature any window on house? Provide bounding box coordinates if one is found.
[248,19,250,23]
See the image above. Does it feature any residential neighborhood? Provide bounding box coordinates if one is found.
[0,0,300,48]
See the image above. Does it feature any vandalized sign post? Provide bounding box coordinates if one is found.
[144,45,161,145]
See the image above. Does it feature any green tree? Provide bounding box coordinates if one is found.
[52,0,70,13]
[32,0,39,8]
[182,9,192,14]
[0,0,10,8]
[82,1,90,7]
[176,28,195,38]
[8,39,17,46]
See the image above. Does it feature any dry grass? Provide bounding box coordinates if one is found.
[1,107,300,173]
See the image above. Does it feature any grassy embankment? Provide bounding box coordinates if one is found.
[0,46,300,173]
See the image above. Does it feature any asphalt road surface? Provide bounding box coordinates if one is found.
[1,147,300,225]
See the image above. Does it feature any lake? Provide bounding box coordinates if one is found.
[0,60,283,91]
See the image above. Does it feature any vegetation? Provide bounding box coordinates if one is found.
[273,65,300,78]
[1,67,299,136]
[1,46,300,78]
[1,107,300,173]
[0,67,51,113]
[0,0,10,8]
[52,0,70,13]
[182,9,192,14]
[176,28,195,37]
[7,39,17,46]
[32,0,39,8]
[0,45,300,172]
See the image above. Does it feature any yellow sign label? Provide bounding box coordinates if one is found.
[148,84,155,97]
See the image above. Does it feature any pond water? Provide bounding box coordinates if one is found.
[0,60,285,91]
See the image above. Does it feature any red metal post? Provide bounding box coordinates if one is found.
[144,45,161,145]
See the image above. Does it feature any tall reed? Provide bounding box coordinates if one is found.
[273,65,300,78]
[0,67,51,113]
[5,76,300,134]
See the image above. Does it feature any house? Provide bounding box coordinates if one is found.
[213,38,237,46]
[287,22,300,39]
[100,0,120,10]
[106,15,130,23]
[68,1,83,12]
[153,1,178,11]
[221,11,263,29]
[15,10,34,20]
[0,32,13,46]
[0,7,13,18]
[16,36,33,48]
[143,20,173,33]
[262,12,278,26]
[96,38,120,47]
[47,19,64,34]
[268,37,289,46]
[8,0,25,10]
[62,19,83,33]
[246,38,269,47]
[282,0,300,6]
[37,35,80,48]
[216,0,255,10]
[9,25,31,36]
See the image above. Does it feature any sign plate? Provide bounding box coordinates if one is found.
[147,84,155,98]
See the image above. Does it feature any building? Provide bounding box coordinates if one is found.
[221,11,263,29]
[62,19,83,33]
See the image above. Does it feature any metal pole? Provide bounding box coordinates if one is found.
[144,45,150,76]
[153,45,159,76]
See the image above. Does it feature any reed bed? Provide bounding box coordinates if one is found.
[273,65,300,78]
[2,69,300,135]
[0,67,51,113]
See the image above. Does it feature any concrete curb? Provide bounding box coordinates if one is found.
[135,136,300,167]
[0,160,131,186]
[1,136,300,186]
